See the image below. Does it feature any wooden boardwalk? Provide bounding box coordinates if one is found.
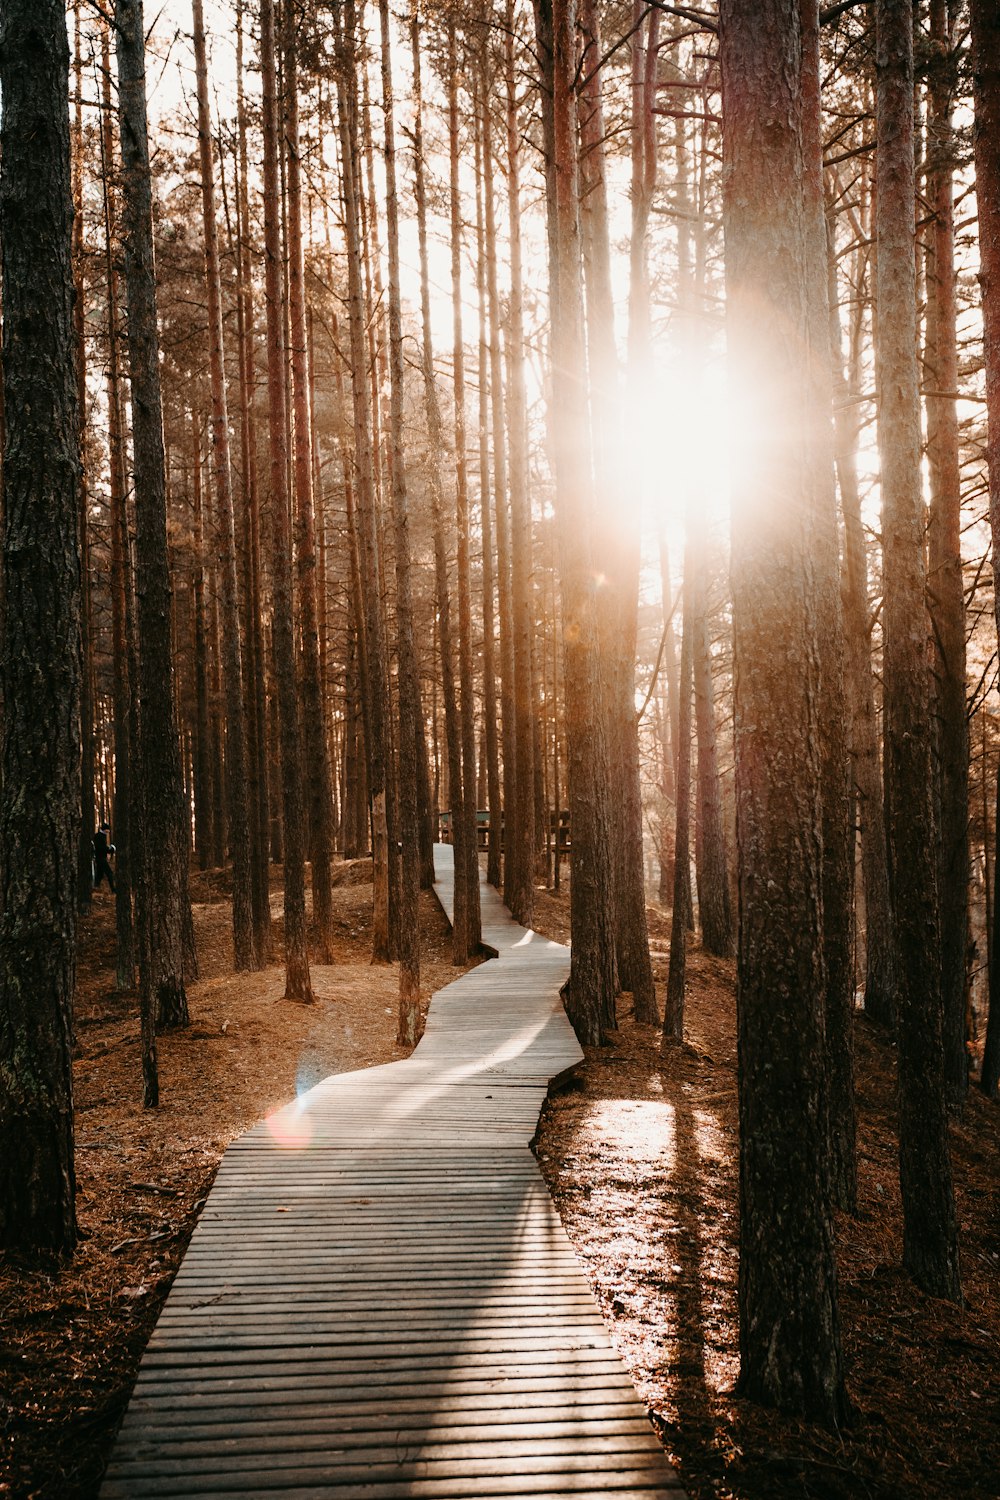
[101,848,684,1499]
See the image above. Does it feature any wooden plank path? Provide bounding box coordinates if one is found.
[101,847,684,1499]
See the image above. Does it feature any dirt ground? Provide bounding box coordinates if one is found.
[531,899,1000,1500]
[2,870,998,1499]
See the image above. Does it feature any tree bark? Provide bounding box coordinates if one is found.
[925,0,970,1108]
[0,0,81,1255]
[972,0,1000,1099]
[719,0,849,1424]
[473,73,503,894]
[536,0,616,1043]
[259,0,312,1000]
[800,0,856,1215]
[664,566,692,1046]
[337,0,392,964]
[192,0,257,971]
[875,0,960,1299]
[116,0,190,1033]
[580,0,655,1021]
[505,0,537,928]
[100,21,138,997]
[283,18,336,965]
[447,18,483,956]
[828,212,897,1030]
[379,0,421,1039]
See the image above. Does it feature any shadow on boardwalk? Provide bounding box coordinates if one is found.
[100,846,685,1499]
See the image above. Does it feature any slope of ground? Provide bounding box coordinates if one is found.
[533,897,1000,1500]
[3,873,998,1500]
[0,867,470,1500]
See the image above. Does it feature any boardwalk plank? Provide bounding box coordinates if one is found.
[100,847,684,1499]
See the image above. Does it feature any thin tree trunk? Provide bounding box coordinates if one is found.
[505,0,536,927]
[664,565,692,1045]
[972,0,1000,1099]
[100,22,138,996]
[283,22,335,965]
[412,5,466,960]
[537,0,616,1043]
[801,0,857,1216]
[192,0,257,970]
[191,428,212,871]
[259,0,312,1000]
[448,18,483,954]
[235,0,271,956]
[337,0,392,964]
[473,72,502,893]
[828,216,897,1028]
[875,0,960,1299]
[116,0,190,1035]
[379,0,421,1038]
[72,0,95,919]
[925,0,969,1108]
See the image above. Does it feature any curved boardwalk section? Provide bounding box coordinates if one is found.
[101,847,684,1499]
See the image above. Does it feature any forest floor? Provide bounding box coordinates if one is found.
[1,866,998,1499]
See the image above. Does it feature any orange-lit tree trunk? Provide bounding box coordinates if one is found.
[379,0,421,1038]
[972,0,1000,1099]
[116,0,190,1037]
[447,18,482,955]
[235,0,271,956]
[720,0,848,1421]
[412,6,466,960]
[100,21,138,997]
[504,1,536,926]
[537,0,616,1042]
[473,69,502,894]
[284,20,335,963]
[580,0,655,1019]
[875,0,960,1299]
[337,0,391,963]
[192,0,257,971]
[925,0,969,1107]
[259,0,312,1000]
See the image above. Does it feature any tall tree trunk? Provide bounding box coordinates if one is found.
[801,0,856,1215]
[926,0,970,1108]
[473,71,503,894]
[537,0,616,1043]
[336,0,392,964]
[72,0,95,919]
[719,0,849,1423]
[447,19,483,955]
[379,0,421,1039]
[580,0,655,1020]
[690,544,734,957]
[259,0,312,1000]
[875,0,960,1299]
[0,0,82,1253]
[116,0,190,1035]
[192,0,257,970]
[971,0,1000,1099]
[828,215,897,1028]
[412,6,467,959]
[505,0,536,927]
[191,427,212,870]
[101,22,138,996]
[664,564,692,1045]
[235,0,272,956]
[283,19,335,964]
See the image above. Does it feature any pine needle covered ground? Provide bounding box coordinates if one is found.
[1,875,997,1499]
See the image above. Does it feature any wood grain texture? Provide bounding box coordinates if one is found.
[100,847,684,1497]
